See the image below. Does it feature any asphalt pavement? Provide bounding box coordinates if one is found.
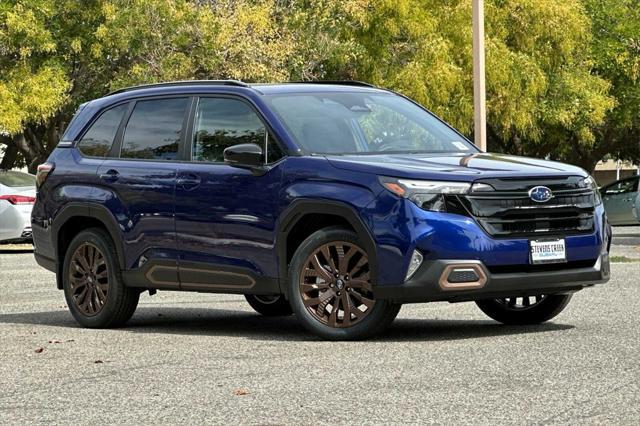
[0,235,638,424]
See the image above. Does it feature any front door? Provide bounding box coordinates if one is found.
[174,96,286,293]
[602,176,639,225]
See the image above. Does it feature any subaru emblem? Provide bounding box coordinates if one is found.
[529,186,553,203]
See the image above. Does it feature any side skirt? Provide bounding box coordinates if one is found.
[122,259,281,295]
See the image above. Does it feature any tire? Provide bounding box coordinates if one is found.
[475,294,572,325]
[245,294,293,316]
[62,228,139,328]
[287,226,401,340]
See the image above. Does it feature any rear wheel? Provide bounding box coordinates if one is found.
[244,294,293,316]
[62,228,139,328]
[287,227,401,340]
[475,294,572,325]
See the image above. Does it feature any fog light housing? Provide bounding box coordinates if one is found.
[405,250,423,281]
[447,268,480,283]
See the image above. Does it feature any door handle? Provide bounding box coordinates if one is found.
[99,169,120,182]
[177,174,201,190]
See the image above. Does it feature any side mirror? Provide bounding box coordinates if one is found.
[223,143,263,168]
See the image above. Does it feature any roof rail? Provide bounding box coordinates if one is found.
[107,80,249,96]
[291,80,376,88]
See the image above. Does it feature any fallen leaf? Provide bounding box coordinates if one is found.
[233,388,249,396]
[34,347,44,353]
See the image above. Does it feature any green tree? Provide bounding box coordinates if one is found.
[0,0,88,170]
[576,0,640,170]
[1,0,638,173]
[314,0,616,170]
[0,0,292,172]
[281,0,622,171]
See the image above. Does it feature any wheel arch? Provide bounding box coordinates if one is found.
[276,199,378,292]
[52,203,126,289]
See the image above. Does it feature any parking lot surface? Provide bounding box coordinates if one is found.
[1,244,639,424]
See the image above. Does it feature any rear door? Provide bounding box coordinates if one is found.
[174,96,286,293]
[97,97,190,287]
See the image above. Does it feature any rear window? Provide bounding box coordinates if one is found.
[0,171,36,187]
[121,98,189,160]
[77,104,128,157]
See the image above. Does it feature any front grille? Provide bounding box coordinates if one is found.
[459,176,596,238]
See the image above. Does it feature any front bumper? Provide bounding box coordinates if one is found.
[373,252,610,303]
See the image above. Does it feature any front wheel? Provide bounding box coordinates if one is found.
[475,294,572,325]
[287,227,401,340]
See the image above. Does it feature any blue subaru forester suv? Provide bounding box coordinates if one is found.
[32,81,611,340]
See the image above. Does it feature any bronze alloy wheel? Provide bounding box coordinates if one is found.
[299,241,375,328]
[68,243,109,316]
[496,295,547,310]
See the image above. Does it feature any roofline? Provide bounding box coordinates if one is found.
[106,80,249,96]
[286,80,375,88]
[106,80,377,96]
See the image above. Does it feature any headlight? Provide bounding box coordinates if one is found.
[581,175,602,205]
[379,177,471,212]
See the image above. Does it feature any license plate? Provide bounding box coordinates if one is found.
[530,239,566,264]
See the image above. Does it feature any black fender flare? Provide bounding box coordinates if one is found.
[52,202,127,271]
[276,199,379,289]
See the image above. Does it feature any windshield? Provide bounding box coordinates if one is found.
[265,91,477,155]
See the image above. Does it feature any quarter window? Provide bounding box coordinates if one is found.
[121,98,188,160]
[77,104,128,157]
[192,98,283,163]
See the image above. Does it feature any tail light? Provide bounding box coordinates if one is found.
[0,195,36,205]
[36,162,54,189]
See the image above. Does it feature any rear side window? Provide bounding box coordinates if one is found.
[77,104,128,157]
[192,98,267,163]
[121,98,188,160]
[0,171,36,187]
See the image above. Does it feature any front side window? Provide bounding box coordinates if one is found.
[265,92,478,155]
[121,98,188,160]
[192,97,273,163]
[77,104,128,157]
[604,177,639,195]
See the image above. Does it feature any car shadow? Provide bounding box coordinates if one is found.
[0,306,574,342]
[0,249,34,254]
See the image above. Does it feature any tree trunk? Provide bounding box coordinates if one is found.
[12,132,45,174]
[0,142,19,170]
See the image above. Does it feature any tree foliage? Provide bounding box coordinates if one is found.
[0,0,638,172]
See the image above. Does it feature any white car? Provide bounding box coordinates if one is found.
[0,170,36,243]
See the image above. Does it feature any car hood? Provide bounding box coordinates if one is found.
[326,152,588,181]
